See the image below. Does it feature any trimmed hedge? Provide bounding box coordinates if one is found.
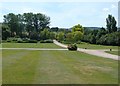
[28,40,38,43]
[40,39,53,43]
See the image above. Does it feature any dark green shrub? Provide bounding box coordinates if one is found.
[40,40,45,43]
[19,38,30,43]
[22,38,30,41]
[44,39,53,43]
[2,40,7,43]
[67,44,77,51]
[17,41,23,43]
[40,39,53,43]
[28,40,38,43]
[6,37,23,43]
[96,32,120,46]
[77,41,81,44]
[6,38,15,43]
[7,40,11,42]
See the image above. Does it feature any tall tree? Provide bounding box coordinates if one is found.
[66,33,74,42]
[72,24,84,33]
[3,13,19,36]
[33,13,50,32]
[2,24,11,40]
[23,13,34,33]
[17,14,24,36]
[57,32,64,41]
[73,31,83,42]
[23,13,50,33]
[106,14,117,33]
[40,28,50,40]
[71,24,84,42]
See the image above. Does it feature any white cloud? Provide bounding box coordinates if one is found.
[21,7,47,14]
[103,8,109,12]
[0,2,118,27]
[111,4,116,8]
[49,5,98,27]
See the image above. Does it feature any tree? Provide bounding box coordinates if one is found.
[40,28,50,40]
[29,32,39,40]
[33,13,50,32]
[49,32,55,39]
[23,13,34,33]
[17,14,24,36]
[83,27,92,35]
[23,13,50,33]
[3,12,51,40]
[2,24,11,40]
[3,13,19,36]
[57,32,64,41]
[73,31,83,42]
[72,24,84,33]
[97,32,120,46]
[37,13,50,31]
[90,35,96,44]
[71,24,84,42]
[106,14,117,33]
[50,27,59,32]
[66,33,74,42]
[118,27,120,31]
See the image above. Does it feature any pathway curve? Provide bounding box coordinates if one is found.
[53,40,119,60]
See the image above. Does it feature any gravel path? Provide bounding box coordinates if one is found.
[53,40,119,60]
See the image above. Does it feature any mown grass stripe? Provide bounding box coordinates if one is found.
[3,50,40,84]
[2,43,63,48]
[2,50,118,84]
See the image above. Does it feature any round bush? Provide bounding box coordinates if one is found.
[67,44,77,51]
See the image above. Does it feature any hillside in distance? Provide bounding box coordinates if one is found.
[84,27,102,30]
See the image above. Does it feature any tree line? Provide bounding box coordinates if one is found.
[1,13,120,46]
[56,24,84,44]
[81,15,120,46]
[2,13,51,40]
[2,12,84,43]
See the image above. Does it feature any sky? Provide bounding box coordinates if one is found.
[0,1,119,28]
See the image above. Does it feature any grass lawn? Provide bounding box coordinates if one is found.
[2,43,63,48]
[0,43,1,48]
[0,50,2,85]
[2,50,118,84]
[76,42,118,50]
[105,51,119,56]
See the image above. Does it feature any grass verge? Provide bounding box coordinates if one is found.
[76,43,118,50]
[105,51,119,56]
[2,43,63,48]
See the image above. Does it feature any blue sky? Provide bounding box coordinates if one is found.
[0,2,118,28]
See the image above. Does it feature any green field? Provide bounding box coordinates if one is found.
[76,42,118,50]
[2,43,63,48]
[0,43,1,48]
[2,42,119,50]
[0,50,2,85]
[105,51,119,56]
[3,49,118,84]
